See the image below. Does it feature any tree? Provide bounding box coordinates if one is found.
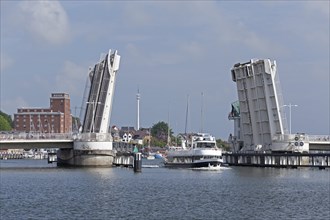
[0,115,12,131]
[151,121,168,141]
[0,111,13,131]
[216,139,230,151]
[150,121,174,147]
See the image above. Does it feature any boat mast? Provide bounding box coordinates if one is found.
[136,87,140,131]
[185,94,189,135]
[167,110,171,146]
[200,92,204,133]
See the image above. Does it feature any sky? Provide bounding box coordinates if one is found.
[1,1,329,139]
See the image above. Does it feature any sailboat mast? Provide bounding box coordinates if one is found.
[167,110,170,145]
[136,87,140,131]
[184,95,189,134]
[200,92,204,133]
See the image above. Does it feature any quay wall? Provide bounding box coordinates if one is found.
[0,153,24,160]
[223,152,329,169]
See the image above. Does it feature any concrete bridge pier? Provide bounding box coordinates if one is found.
[57,140,116,167]
[57,149,116,167]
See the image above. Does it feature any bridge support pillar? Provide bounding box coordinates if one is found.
[59,140,116,167]
[57,146,116,167]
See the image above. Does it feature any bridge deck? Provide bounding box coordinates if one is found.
[0,139,74,150]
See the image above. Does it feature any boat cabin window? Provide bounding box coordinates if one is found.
[197,143,216,148]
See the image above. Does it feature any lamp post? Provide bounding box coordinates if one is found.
[74,106,83,133]
[283,103,298,134]
[86,100,101,133]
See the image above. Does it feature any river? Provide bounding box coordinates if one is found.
[0,159,329,220]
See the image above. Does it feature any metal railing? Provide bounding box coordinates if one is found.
[0,132,118,143]
[308,135,330,143]
[0,132,74,141]
[272,134,309,142]
[74,133,113,142]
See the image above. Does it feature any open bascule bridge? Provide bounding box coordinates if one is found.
[226,59,330,168]
[0,49,138,167]
[0,55,329,168]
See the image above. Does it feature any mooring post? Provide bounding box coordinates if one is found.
[133,152,142,172]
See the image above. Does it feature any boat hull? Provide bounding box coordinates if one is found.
[164,159,222,168]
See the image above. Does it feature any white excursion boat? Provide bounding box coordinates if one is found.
[164,133,223,168]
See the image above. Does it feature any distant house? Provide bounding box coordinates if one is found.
[110,126,150,144]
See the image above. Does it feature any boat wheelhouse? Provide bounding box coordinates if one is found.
[164,133,223,168]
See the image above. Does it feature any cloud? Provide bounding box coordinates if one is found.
[18,0,71,45]
[55,61,87,96]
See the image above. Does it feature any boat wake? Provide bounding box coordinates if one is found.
[191,165,231,171]
[142,165,160,168]
[191,164,221,171]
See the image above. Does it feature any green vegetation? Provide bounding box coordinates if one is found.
[145,121,230,149]
[216,139,230,151]
[0,111,13,131]
[148,121,173,147]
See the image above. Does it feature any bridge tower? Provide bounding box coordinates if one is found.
[57,49,121,166]
[228,59,309,153]
[80,50,120,134]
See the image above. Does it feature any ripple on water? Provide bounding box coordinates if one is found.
[1,161,329,220]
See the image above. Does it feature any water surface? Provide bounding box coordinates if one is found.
[1,159,329,220]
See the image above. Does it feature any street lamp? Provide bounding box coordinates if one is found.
[74,106,83,133]
[283,103,298,134]
[86,100,101,133]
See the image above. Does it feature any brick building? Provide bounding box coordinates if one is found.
[14,93,72,133]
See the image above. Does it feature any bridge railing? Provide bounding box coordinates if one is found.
[74,133,113,142]
[0,132,74,141]
[272,134,309,142]
[113,141,135,153]
[0,132,117,142]
[308,135,330,143]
